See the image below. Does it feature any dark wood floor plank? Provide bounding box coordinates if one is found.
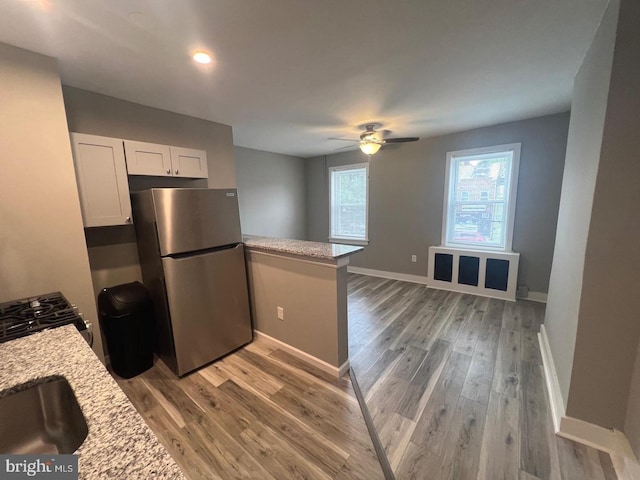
[502,300,521,331]
[356,348,401,395]
[182,412,277,480]
[270,384,375,456]
[521,327,543,364]
[439,396,488,480]
[410,351,471,455]
[520,380,552,479]
[142,404,222,480]
[348,274,616,480]
[473,324,501,366]
[366,374,410,423]
[477,392,520,480]
[219,379,348,477]
[234,347,314,394]
[454,305,487,356]
[216,353,284,396]
[396,441,442,480]
[239,421,333,480]
[556,436,607,480]
[492,328,522,398]
[178,371,257,438]
[395,339,451,420]
[461,357,494,405]
[388,344,430,382]
[335,451,386,480]
[406,292,462,352]
[377,412,417,470]
[440,293,477,344]
[485,298,506,329]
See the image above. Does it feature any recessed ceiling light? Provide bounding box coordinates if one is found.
[192,51,212,64]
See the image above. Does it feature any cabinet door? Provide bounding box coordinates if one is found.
[71,133,132,227]
[124,140,172,176]
[170,146,208,178]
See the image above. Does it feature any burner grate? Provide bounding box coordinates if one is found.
[0,292,81,343]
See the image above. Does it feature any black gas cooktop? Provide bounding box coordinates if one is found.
[0,292,82,343]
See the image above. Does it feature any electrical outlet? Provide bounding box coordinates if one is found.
[277,306,284,320]
[411,254,417,263]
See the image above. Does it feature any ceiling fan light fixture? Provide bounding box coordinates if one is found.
[192,51,212,64]
[359,141,382,155]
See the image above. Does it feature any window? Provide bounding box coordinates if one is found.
[442,143,520,251]
[329,163,369,244]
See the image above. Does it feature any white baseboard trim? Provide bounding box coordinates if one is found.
[522,291,548,303]
[253,330,349,379]
[347,266,548,304]
[558,417,640,479]
[538,325,566,431]
[539,325,640,479]
[347,266,429,285]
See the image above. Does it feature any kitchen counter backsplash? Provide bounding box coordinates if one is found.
[0,325,184,480]
[243,235,363,259]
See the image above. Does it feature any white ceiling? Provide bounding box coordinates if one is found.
[0,0,607,158]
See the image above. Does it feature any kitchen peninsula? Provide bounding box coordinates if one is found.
[243,236,363,377]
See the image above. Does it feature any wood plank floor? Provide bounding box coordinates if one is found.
[116,336,384,480]
[348,273,618,480]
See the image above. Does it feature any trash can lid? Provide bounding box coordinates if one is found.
[98,281,150,317]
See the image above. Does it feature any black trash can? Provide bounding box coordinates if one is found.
[98,281,154,379]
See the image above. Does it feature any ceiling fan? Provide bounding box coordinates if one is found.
[332,124,420,155]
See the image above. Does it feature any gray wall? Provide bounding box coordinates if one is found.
[62,86,237,307]
[235,146,306,240]
[546,0,640,437]
[0,43,105,360]
[543,0,618,410]
[566,0,640,433]
[306,112,570,294]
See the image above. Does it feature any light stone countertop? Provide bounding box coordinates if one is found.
[243,235,364,260]
[0,325,184,480]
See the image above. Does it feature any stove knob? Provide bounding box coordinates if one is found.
[71,304,79,314]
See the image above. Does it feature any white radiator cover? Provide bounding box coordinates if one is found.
[428,246,520,301]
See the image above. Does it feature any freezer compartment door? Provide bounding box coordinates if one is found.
[152,188,242,256]
[161,244,252,376]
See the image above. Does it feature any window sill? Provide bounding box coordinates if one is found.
[329,238,369,246]
[443,243,511,253]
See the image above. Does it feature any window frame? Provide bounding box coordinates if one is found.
[328,162,370,246]
[441,143,521,252]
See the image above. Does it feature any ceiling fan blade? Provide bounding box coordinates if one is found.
[334,144,358,151]
[329,137,359,142]
[384,137,420,143]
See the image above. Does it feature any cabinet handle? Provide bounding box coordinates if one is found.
[166,169,171,174]
[125,216,131,223]
[175,169,180,175]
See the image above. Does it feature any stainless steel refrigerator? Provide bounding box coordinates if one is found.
[131,188,252,376]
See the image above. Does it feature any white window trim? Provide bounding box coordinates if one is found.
[328,162,369,245]
[441,143,521,252]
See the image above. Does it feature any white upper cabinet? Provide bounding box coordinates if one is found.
[170,146,208,178]
[124,140,172,176]
[71,133,132,227]
[124,140,208,179]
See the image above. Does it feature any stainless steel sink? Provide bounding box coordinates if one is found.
[0,376,88,454]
